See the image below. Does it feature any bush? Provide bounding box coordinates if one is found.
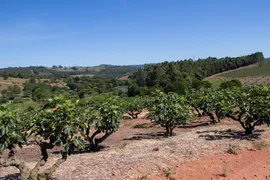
[86,97,124,150]
[220,79,242,89]
[123,97,146,119]
[148,92,191,136]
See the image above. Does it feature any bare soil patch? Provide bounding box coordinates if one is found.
[149,146,270,180]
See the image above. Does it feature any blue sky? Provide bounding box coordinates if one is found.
[0,0,269,68]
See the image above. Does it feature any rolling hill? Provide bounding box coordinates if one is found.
[205,60,270,87]
[0,64,145,79]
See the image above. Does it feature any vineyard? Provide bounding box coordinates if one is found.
[0,85,270,179]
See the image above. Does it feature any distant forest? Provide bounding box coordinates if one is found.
[0,65,141,79]
[129,52,264,95]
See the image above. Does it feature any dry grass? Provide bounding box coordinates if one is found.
[253,141,267,150]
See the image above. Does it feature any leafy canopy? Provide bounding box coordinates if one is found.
[0,105,26,152]
[148,92,191,135]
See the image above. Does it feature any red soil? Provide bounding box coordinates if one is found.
[149,147,270,180]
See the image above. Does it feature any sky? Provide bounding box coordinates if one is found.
[0,0,269,68]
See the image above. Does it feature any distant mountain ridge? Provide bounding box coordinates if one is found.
[265,57,270,60]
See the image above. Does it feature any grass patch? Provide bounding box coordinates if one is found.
[119,142,128,149]
[218,61,270,78]
[133,123,154,129]
[220,161,228,177]
[11,100,42,111]
[138,175,148,180]
[0,84,11,91]
[253,141,267,150]
[163,168,175,178]
[206,61,270,87]
[123,122,132,127]
[227,144,238,155]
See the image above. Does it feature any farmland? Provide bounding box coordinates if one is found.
[1,112,270,180]
[1,0,270,179]
[0,77,27,93]
[1,53,270,180]
[0,77,27,86]
[0,64,141,80]
[218,60,270,78]
[205,60,270,87]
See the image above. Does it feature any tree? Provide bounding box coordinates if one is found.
[164,79,186,95]
[86,98,123,151]
[123,97,145,119]
[220,79,242,89]
[255,52,265,68]
[1,85,21,100]
[127,83,140,97]
[148,92,191,136]
[32,87,51,101]
[187,88,218,123]
[0,105,28,179]
[224,86,270,134]
[3,71,8,80]
[131,52,263,90]
[29,77,37,84]
[0,96,86,180]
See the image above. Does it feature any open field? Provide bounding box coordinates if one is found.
[0,77,27,86]
[1,112,270,180]
[0,77,66,92]
[219,61,270,78]
[119,75,129,80]
[205,61,270,87]
[10,100,42,111]
[71,74,94,78]
[0,77,27,92]
[0,84,11,91]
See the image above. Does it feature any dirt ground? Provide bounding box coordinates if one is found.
[149,146,270,180]
[1,111,270,180]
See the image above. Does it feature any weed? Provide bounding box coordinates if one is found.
[221,168,227,177]
[220,161,228,177]
[119,142,128,149]
[253,141,267,150]
[138,175,147,180]
[133,123,153,129]
[227,144,238,155]
[124,122,132,127]
[163,168,175,178]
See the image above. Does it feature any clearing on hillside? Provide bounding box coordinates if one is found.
[206,61,270,87]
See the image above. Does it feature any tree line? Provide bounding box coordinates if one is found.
[130,52,264,94]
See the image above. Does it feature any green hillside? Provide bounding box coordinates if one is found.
[217,61,270,78]
[0,64,141,79]
[206,61,270,87]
